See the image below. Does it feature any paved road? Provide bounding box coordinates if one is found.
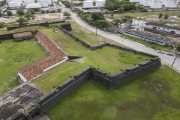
[61,4,180,72]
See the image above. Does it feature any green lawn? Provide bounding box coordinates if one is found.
[120,34,173,52]
[0,38,47,94]
[70,21,122,46]
[105,10,180,24]
[107,10,180,18]
[33,28,150,93]
[48,65,180,120]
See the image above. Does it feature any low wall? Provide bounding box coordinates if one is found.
[0,33,13,40]
[0,31,35,41]
[7,21,65,31]
[39,67,92,113]
[37,56,160,114]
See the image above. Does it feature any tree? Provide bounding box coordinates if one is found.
[41,10,45,14]
[57,9,61,13]
[176,43,180,53]
[46,10,49,13]
[113,19,123,25]
[91,12,105,21]
[16,17,28,24]
[97,20,112,28]
[0,22,5,28]
[25,13,34,20]
[105,1,115,10]
[30,10,35,14]
[0,9,2,17]
[164,14,168,19]
[118,7,124,13]
[2,0,7,5]
[159,13,163,19]
[63,11,70,17]
[16,9,25,16]
[7,11,12,16]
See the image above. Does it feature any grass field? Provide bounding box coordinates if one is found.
[105,10,180,24]
[107,10,180,18]
[48,65,180,120]
[33,28,150,93]
[0,38,47,94]
[70,21,121,45]
[120,34,173,52]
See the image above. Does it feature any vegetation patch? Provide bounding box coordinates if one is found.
[0,38,47,94]
[33,28,150,93]
[47,65,180,120]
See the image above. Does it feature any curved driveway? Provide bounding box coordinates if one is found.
[61,4,180,72]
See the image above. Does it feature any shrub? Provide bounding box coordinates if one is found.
[16,9,25,16]
[0,22,5,28]
[7,11,12,16]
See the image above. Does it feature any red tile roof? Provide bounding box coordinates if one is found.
[18,31,67,81]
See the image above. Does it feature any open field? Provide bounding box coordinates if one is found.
[120,34,173,52]
[107,10,180,18]
[0,38,47,94]
[105,10,180,24]
[48,65,180,120]
[33,28,150,93]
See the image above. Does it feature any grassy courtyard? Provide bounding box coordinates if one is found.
[0,38,47,94]
[48,65,180,120]
[33,28,150,93]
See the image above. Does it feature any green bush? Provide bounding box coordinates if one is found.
[16,9,25,16]
[7,11,12,16]
[0,22,5,28]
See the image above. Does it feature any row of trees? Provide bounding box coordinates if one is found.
[159,13,169,19]
[105,0,147,13]
[78,11,112,29]
[41,9,61,14]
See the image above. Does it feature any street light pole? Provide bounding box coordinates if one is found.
[172,54,178,67]
[96,24,97,36]
[172,44,178,67]
[96,20,98,36]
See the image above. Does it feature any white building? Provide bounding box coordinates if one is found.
[96,0,106,8]
[37,0,53,6]
[83,1,93,8]
[83,0,106,8]
[7,0,53,9]
[26,3,42,9]
[8,0,22,9]
[130,0,180,10]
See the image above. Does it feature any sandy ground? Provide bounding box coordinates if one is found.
[0,13,65,23]
[35,13,64,22]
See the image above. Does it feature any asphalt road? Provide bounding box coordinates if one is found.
[61,4,180,72]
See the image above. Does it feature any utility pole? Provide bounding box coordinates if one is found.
[172,54,178,67]
[172,44,178,67]
[96,25,97,36]
[96,20,98,36]
[3,81,9,90]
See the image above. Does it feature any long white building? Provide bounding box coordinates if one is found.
[83,0,106,8]
[129,0,180,9]
[7,0,54,9]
